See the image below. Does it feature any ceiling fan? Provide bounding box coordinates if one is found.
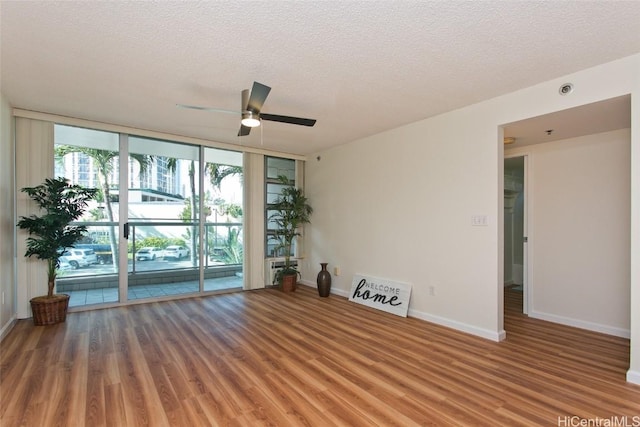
[177,81,317,137]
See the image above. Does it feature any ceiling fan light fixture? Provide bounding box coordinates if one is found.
[241,111,261,128]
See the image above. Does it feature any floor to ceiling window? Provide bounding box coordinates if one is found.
[54,125,121,306]
[54,124,244,307]
[203,147,244,284]
[265,156,296,257]
[265,156,297,285]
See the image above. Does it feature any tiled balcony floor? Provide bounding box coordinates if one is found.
[67,275,243,307]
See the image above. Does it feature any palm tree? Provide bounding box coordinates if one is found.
[17,177,97,298]
[164,158,198,265]
[169,161,242,266]
[206,164,242,263]
[207,164,242,189]
[57,146,241,270]
[55,146,153,268]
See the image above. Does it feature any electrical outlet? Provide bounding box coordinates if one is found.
[429,286,435,296]
[334,266,340,276]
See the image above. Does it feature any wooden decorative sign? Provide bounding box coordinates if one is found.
[349,274,412,317]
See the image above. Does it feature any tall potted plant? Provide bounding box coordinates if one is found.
[17,177,96,325]
[270,176,313,292]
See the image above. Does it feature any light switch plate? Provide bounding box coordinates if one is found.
[472,215,488,226]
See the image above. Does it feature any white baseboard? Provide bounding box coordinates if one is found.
[300,280,505,341]
[0,315,17,343]
[298,280,315,290]
[331,288,350,298]
[299,280,351,297]
[627,369,640,385]
[529,310,630,338]
[409,308,506,342]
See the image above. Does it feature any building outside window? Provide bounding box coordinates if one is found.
[52,124,246,307]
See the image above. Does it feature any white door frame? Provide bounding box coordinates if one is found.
[522,154,530,315]
[118,133,129,302]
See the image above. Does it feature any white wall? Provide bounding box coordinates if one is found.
[303,54,640,383]
[508,129,630,336]
[305,107,504,340]
[0,93,16,338]
[630,76,640,385]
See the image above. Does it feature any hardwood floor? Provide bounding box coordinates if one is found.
[1,286,639,426]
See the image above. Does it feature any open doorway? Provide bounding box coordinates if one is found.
[502,94,631,337]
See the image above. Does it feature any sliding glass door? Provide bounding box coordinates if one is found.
[125,137,200,300]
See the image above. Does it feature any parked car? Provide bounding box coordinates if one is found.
[163,245,189,259]
[135,247,163,261]
[60,248,98,268]
[76,244,113,264]
[58,256,73,271]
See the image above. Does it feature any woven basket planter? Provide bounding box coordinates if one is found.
[30,294,70,326]
[281,274,297,292]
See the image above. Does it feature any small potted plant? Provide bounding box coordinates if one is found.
[17,177,96,325]
[270,176,313,292]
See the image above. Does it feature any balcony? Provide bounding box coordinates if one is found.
[57,222,244,307]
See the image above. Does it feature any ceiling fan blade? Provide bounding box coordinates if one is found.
[246,82,271,113]
[176,104,239,114]
[180,81,313,137]
[238,124,251,137]
[260,113,316,127]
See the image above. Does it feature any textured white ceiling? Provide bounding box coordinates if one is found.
[504,95,631,147]
[2,1,640,156]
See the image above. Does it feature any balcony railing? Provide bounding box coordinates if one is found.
[57,221,243,293]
